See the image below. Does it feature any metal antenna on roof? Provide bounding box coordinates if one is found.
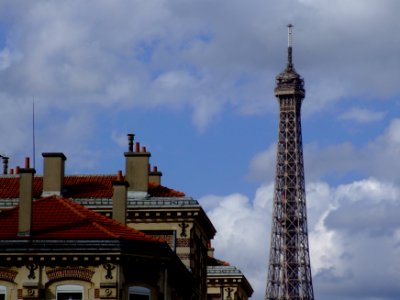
[32,97,36,169]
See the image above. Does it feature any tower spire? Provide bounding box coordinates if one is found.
[287,24,293,68]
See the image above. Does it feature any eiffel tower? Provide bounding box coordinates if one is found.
[265,25,314,300]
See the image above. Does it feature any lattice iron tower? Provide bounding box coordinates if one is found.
[265,25,314,300]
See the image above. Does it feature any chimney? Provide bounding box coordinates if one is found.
[124,134,151,198]
[18,157,36,236]
[42,153,66,196]
[112,170,129,224]
[149,165,162,186]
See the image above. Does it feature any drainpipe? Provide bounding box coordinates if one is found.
[164,267,168,300]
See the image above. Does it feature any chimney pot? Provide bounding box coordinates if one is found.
[25,157,30,168]
[127,133,135,152]
[149,165,162,186]
[2,156,9,175]
[135,142,140,153]
[10,168,14,175]
[117,170,124,181]
[16,166,20,174]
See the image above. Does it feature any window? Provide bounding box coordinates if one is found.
[0,285,5,300]
[128,286,150,300]
[56,284,83,300]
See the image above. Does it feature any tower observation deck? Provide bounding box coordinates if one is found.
[265,25,314,300]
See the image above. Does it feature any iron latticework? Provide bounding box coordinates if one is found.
[265,25,314,300]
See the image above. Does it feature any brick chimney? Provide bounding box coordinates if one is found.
[18,157,35,237]
[149,165,162,186]
[42,153,66,196]
[112,170,129,224]
[124,134,151,198]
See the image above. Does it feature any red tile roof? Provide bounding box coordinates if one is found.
[0,175,185,199]
[0,177,43,199]
[148,182,186,197]
[0,195,164,241]
[64,176,114,198]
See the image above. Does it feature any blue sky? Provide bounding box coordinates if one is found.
[1,1,400,299]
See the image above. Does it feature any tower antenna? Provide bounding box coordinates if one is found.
[287,24,293,68]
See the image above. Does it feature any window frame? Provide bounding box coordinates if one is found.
[128,286,151,300]
[0,285,6,300]
[56,284,83,300]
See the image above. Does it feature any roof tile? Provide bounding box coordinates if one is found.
[0,195,163,242]
[0,175,185,199]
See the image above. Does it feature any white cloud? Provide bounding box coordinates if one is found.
[200,184,273,299]
[201,177,400,300]
[0,47,22,71]
[339,107,386,123]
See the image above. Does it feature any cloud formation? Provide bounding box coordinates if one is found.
[201,178,400,300]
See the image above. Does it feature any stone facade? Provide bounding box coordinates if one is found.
[0,138,253,300]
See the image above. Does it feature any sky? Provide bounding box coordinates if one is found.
[0,1,400,299]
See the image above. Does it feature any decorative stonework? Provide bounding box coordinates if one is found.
[103,263,115,280]
[178,222,189,237]
[26,263,38,280]
[224,287,236,300]
[100,283,117,299]
[0,268,17,282]
[46,267,95,282]
[176,238,190,247]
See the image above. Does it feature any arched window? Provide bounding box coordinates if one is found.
[0,285,6,300]
[128,286,151,300]
[56,284,83,300]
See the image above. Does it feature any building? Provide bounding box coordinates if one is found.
[0,135,253,300]
[0,161,193,300]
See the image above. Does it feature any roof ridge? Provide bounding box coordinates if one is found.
[91,221,120,238]
[55,196,89,221]
[56,196,161,242]
[57,198,120,238]
[66,174,117,177]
